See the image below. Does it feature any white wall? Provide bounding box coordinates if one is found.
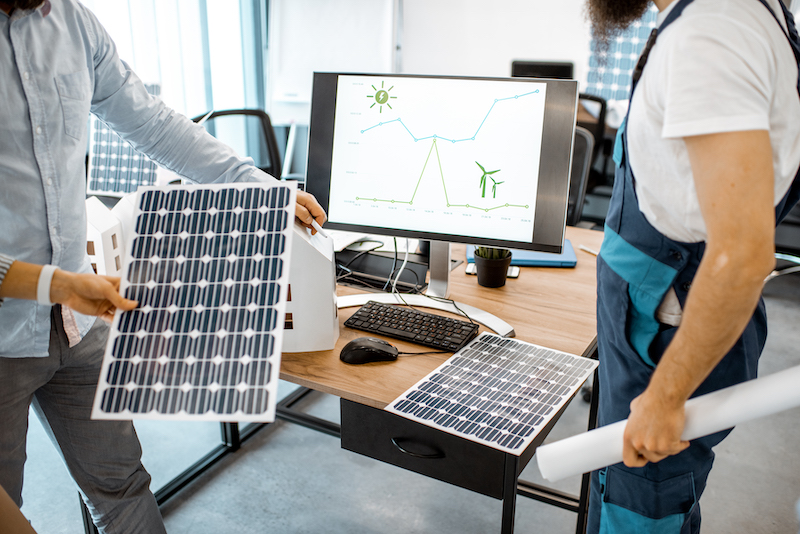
[267,0,396,125]
[266,1,592,125]
[400,0,592,88]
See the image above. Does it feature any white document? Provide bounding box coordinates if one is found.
[536,365,800,481]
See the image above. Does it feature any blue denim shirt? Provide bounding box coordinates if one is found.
[0,1,277,357]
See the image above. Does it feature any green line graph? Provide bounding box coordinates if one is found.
[354,139,529,212]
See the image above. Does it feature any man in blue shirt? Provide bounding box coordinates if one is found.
[0,0,325,531]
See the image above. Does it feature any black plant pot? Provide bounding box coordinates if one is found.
[474,253,513,288]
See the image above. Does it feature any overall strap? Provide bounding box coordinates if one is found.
[630,0,696,97]
[755,0,800,76]
[614,0,696,168]
[617,0,800,223]
[757,0,800,221]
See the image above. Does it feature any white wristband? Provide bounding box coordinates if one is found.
[37,265,57,306]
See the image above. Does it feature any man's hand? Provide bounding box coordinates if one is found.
[50,270,138,323]
[0,261,137,322]
[622,390,690,467]
[295,190,327,234]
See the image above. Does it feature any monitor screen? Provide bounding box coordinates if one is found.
[306,73,578,254]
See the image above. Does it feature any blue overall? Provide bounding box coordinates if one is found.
[588,1,800,532]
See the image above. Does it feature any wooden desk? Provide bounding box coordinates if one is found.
[80,227,604,534]
[281,227,601,406]
[278,226,604,533]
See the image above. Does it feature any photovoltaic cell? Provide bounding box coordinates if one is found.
[86,84,164,197]
[87,119,159,197]
[385,333,598,455]
[92,182,296,422]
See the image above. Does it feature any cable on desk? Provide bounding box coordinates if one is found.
[382,237,400,291]
[398,350,450,356]
[422,294,478,326]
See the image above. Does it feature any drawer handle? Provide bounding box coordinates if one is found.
[391,437,445,459]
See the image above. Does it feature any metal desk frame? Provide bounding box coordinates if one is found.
[81,347,598,534]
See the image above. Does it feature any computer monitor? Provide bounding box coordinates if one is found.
[306,73,578,332]
[511,61,574,80]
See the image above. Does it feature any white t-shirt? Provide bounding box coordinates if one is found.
[628,0,800,243]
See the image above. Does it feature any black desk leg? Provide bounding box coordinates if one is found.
[575,368,600,534]
[501,454,520,534]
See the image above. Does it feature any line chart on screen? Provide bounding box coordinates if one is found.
[327,75,548,243]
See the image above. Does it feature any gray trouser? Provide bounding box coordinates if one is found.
[0,306,166,534]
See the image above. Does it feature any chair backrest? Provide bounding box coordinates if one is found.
[567,126,595,226]
[776,202,800,256]
[191,109,282,179]
[577,93,607,165]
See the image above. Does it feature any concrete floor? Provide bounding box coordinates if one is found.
[17,274,800,534]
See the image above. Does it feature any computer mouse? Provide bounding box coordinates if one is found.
[340,337,399,364]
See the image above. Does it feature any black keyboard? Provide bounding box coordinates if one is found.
[344,300,480,352]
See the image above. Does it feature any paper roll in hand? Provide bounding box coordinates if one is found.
[536,365,800,482]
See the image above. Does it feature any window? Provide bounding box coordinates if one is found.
[81,0,267,118]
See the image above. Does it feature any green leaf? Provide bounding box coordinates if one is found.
[474,246,511,260]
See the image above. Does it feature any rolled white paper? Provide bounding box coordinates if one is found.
[536,365,800,481]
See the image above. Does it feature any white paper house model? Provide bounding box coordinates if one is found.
[109,192,137,250]
[282,221,339,352]
[85,196,124,277]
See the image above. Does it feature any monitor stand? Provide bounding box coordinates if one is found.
[336,241,516,337]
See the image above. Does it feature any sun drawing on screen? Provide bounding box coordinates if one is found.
[367,81,397,113]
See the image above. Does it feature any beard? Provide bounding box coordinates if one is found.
[586,0,652,54]
[5,0,46,9]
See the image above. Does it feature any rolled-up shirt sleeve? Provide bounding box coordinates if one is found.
[0,254,15,309]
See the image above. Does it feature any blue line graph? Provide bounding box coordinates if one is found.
[359,90,540,143]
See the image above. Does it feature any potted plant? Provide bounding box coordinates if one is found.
[473,246,512,287]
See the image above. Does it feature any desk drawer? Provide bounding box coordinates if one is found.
[340,399,507,499]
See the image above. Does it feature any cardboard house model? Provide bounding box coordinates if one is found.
[85,196,124,277]
[282,221,339,352]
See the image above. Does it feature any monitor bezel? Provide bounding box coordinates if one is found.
[306,72,578,254]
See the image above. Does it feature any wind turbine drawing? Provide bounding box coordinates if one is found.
[489,176,504,199]
[476,161,501,198]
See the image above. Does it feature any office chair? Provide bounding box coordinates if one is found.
[567,126,595,227]
[577,93,607,166]
[766,203,800,282]
[191,109,282,180]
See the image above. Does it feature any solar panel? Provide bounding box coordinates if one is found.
[87,119,159,197]
[385,333,598,455]
[86,84,164,197]
[92,182,296,422]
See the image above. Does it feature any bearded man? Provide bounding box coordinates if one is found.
[585,0,800,532]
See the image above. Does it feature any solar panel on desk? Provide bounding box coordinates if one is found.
[92,182,297,422]
[385,333,598,455]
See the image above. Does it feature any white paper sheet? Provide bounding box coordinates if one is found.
[536,365,800,481]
